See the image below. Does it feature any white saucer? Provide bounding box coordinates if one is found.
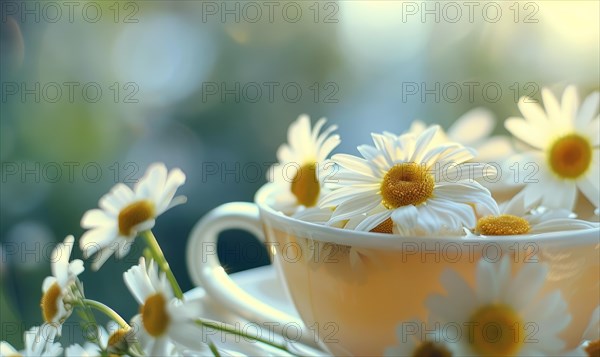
[184,265,328,356]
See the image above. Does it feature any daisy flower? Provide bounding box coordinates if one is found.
[320,126,499,235]
[426,256,571,356]
[0,326,63,357]
[505,85,599,211]
[40,235,84,334]
[80,163,186,270]
[409,108,514,163]
[384,320,452,357]
[64,323,137,357]
[268,114,341,213]
[64,343,102,357]
[470,192,599,236]
[124,257,207,356]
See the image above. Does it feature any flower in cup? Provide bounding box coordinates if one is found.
[505,86,599,211]
[40,235,84,334]
[409,108,514,163]
[384,319,453,357]
[124,257,206,356]
[320,126,499,235]
[469,192,599,236]
[268,114,341,214]
[426,256,571,356]
[0,326,63,357]
[80,163,186,270]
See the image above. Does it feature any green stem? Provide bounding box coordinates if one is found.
[82,299,129,329]
[143,230,184,299]
[195,320,297,356]
[71,285,101,345]
[208,340,221,357]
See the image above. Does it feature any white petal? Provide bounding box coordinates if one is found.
[169,322,207,352]
[329,194,381,222]
[136,163,168,202]
[68,260,85,279]
[81,209,114,228]
[51,236,74,287]
[99,184,133,214]
[80,226,118,258]
[505,118,548,149]
[542,87,563,126]
[319,185,378,207]
[355,210,393,232]
[474,136,515,163]
[587,117,600,146]
[42,276,57,292]
[447,108,495,145]
[531,219,599,233]
[476,258,498,304]
[541,179,577,210]
[332,153,380,177]
[579,150,600,208]
[518,97,548,127]
[410,126,440,163]
[576,91,599,128]
[561,85,579,126]
[156,168,186,214]
[317,134,341,162]
[91,246,117,271]
[505,262,548,309]
[123,258,154,304]
[149,336,169,357]
[390,205,419,232]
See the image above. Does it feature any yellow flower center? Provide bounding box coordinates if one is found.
[585,339,600,357]
[291,163,320,207]
[40,282,62,323]
[107,328,131,352]
[140,293,170,337]
[370,218,394,234]
[468,304,524,356]
[548,134,592,179]
[381,163,435,209]
[475,215,531,236]
[118,200,155,236]
[412,341,453,357]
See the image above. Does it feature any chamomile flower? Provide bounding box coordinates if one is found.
[505,86,599,211]
[268,114,341,214]
[320,126,499,235]
[124,257,207,356]
[384,320,452,357]
[0,326,63,357]
[64,343,102,357]
[469,192,599,236]
[65,323,136,357]
[80,163,186,270]
[409,108,514,162]
[426,256,571,356]
[40,235,84,334]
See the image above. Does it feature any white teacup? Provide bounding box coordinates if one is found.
[187,183,600,356]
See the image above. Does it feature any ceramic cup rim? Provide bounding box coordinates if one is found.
[254,183,600,249]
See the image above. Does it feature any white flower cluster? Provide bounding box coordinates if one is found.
[2,85,598,357]
[1,164,227,356]
[271,86,599,237]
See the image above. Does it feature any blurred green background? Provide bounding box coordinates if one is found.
[1,0,598,348]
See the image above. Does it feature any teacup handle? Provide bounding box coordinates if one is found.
[186,202,316,347]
